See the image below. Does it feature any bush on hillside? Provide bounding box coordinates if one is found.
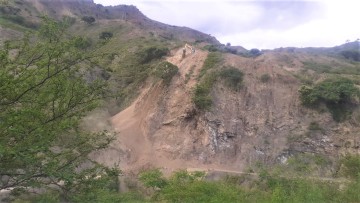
[99,31,113,40]
[299,77,360,121]
[249,48,262,57]
[203,44,219,52]
[153,61,178,85]
[219,67,244,90]
[74,36,92,49]
[137,46,169,64]
[260,74,271,83]
[81,16,95,24]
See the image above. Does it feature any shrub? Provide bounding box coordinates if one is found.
[99,31,113,40]
[260,74,271,83]
[219,67,244,90]
[203,44,219,52]
[260,73,270,83]
[81,16,95,24]
[139,169,167,189]
[74,36,92,49]
[137,46,169,64]
[299,77,360,121]
[153,61,178,85]
[249,48,262,57]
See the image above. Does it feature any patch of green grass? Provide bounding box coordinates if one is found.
[137,168,360,203]
[193,72,217,110]
[302,61,332,73]
[292,71,315,85]
[192,52,223,110]
[338,154,360,179]
[198,52,223,79]
[302,60,360,75]
[0,14,33,32]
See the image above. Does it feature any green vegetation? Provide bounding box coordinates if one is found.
[219,66,244,90]
[0,17,122,201]
[75,19,174,108]
[193,72,217,110]
[81,16,95,24]
[137,46,169,64]
[139,170,248,202]
[249,48,262,57]
[299,77,360,121]
[302,60,360,75]
[135,168,360,203]
[193,52,223,110]
[341,49,360,62]
[193,52,244,110]
[198,52,222,79]
[99,31,113,40]
[284,153,331,175]
[260,73,271,83]
[153,61,179,85]
[139,169,168,189]
[0,4,38,29]
[339,154,360,179]
[203,44,220,52]
[193,67,244,110]
[302,61,332,73]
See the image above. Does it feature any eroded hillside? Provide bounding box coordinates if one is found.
[2,0,360,183]
[91,43,360,180]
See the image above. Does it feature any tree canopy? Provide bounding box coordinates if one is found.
[0,17,119,201]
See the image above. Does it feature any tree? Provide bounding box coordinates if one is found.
[81,16,95,25]
[249,48,262,57]
[0,17,118,200]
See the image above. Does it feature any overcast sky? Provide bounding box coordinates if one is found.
[93,0,360,49]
